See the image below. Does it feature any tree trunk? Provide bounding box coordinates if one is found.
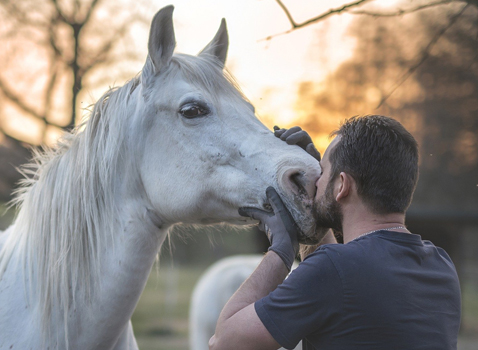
[68,23,83,130]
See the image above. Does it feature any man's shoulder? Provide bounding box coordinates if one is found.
[300,243,357,278]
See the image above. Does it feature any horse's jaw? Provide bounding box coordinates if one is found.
[193,215,255,226]
[286,203,330,245]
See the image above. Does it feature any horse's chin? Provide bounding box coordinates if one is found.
[206,210,328,244]
[297,222,330,245]
[284,197,329,245]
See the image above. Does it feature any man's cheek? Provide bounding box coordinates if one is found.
[315,180,326,200]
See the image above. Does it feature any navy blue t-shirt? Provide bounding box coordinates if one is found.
[255,231,461,350]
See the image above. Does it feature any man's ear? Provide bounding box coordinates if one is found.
[336,172,353,202]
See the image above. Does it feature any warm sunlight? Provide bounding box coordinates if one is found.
[1,0,360,147]
[2,0,468,155]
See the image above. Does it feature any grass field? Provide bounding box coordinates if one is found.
[463,281,478,335]
[132,265,205,350]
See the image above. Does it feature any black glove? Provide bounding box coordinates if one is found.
[239,187,299,271]
[273,126,321,162]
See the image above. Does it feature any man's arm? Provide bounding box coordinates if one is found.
[210,187,300,349]
[209,251,286,350]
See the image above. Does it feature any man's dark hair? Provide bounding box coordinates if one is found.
[329,115,419,214]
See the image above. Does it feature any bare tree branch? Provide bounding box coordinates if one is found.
[80,17,145,75]
[0,79,43,119]
[74,0,81,14]
[44,64,60,117]
[0,1,49,28]
[50,0,70,24]
[262,0,372,41]
[41,64,60,140]
[0,76,64,130]
[280,0,371,28]
[86,53,145,77]
[376,3,470,108]
[83,0,103,25]
[352,0,464,16]
[275,0,300,27]
[47,19,64,59]
[0,0,149,143]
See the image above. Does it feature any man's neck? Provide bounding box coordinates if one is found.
[341,206,408,244]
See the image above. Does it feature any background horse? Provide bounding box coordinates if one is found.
[189,255,301,350]
[0,5,323,349]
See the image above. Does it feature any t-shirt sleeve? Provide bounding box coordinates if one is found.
[254,249,343,349]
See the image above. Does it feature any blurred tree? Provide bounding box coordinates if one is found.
[0,0,151,201]
[271,0,475,38]
[271,0,474,105]
[294,4,478,210]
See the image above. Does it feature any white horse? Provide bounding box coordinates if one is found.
[0,6,323,350]
[189,255,301,350]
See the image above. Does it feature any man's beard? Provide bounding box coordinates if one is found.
[313,177,343,238]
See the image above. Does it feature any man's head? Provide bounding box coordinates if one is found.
[313,115,419,233]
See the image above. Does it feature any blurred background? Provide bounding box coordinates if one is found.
[0,0,476,349]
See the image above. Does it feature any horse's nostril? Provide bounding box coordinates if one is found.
[280,168,317,200]
[289,172,307,197]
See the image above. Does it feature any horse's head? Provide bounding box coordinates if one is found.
[133,6,326,244]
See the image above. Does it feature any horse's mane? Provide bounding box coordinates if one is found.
[0,53,244,339]
[0,74,139,334]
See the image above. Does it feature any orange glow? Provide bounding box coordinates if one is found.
[0,0,419,148]
[1,0,363,146]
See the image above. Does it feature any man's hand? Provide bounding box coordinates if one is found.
[239,187,299,271]
[273,125,321,162]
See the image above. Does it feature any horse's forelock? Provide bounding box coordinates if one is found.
[171,54,247,103]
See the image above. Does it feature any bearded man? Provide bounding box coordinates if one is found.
[209,115,461,350]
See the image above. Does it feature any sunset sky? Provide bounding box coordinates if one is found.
[1,0,401,151]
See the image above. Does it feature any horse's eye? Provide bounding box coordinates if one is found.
[179,103,210,119]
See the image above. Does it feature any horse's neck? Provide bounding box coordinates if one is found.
[71,203,169,348]
[9,155,168,347]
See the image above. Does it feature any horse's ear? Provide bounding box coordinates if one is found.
[198,19,228,66]
[147,5,176,73]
